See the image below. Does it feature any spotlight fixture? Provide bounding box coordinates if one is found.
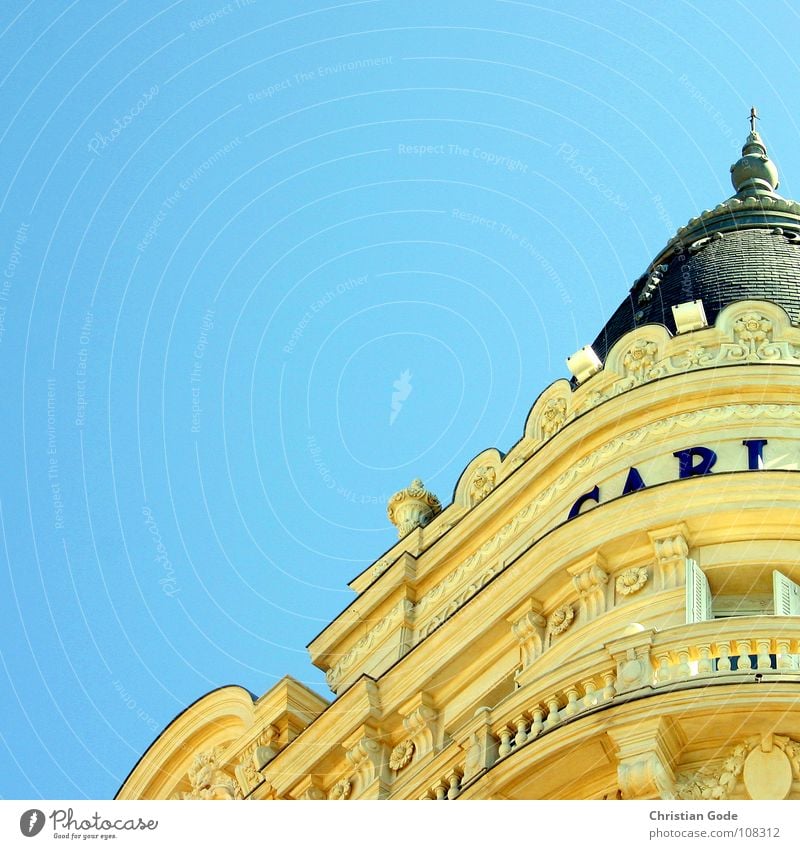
[566,345,602,384]
[671,299,708,333]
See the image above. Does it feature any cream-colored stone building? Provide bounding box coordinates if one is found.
[118,120,800,801]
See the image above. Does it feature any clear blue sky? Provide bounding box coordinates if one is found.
[2,0,800,800]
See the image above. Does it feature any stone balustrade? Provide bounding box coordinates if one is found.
[420,616,800,798]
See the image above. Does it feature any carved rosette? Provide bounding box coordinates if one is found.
[547,603,574,636]
[615,567,648,597]
[540,397,568,439]
[329,778,351,800]
[469,466,496,504]
[389,739,415,771]
[387,478,442,537]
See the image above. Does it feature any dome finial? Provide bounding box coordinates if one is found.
[730,105,780,196]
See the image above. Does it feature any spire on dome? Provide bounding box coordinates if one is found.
[730,105,780,196]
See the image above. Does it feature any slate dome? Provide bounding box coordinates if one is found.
[591,112,800,364]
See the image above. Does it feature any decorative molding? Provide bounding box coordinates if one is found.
[540,396,568,439]
[675,741,750,800]
[399,692,439,760]
[676,734,800,800]
[621,339,663,387]
[325,599,414,689]
[174,746,240,800]
[234,725,279,796]
[509,599,546,669]
[469,466,497,504]
[329,778,352,800]
[648,524,690,590]
[547,603,575,637]
[344,725,389,799]
[569,555,609,621]
[389,739,415,771]
[607,717,682,800]
[329,402,800,689]
[616,566,649,597]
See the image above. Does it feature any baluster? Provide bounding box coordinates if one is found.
[545,695,560,728]
[757,638,772,670]
[434,781,447,800]
[776,638,794,670]
[602,671,616,701]
[498,727,513,758]
[675,648,691,679]
[736,639,755,670]
[564,686,580,716]
[447,771,462,799]
[655,651,672,683]
[514,715,529,747]
[696,642,713,674]
[529,707,545,739]
[582,678,598,708]
[717,642,732,672]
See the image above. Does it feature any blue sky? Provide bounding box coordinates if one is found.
[2,0,800,800]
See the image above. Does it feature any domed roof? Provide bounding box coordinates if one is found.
[591,110,800,363]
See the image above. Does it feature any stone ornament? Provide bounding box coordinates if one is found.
[622,339,661,384]
[616,567,648,597]
[175,746,239,800]
[389,739,415,771]
[341,401,800,685]
[547,604,574,636]
[387,478,442,538]
[540,397,568,439]
[469,466,496,504]
[570,301,800,416]
[675,735,800,800]
[733,311,772,349]
[330,778,351,800]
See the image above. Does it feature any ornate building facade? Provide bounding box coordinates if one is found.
[118,119,800,801]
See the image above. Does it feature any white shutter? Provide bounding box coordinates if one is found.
[773,570,800,615]
[685,558,712,623]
